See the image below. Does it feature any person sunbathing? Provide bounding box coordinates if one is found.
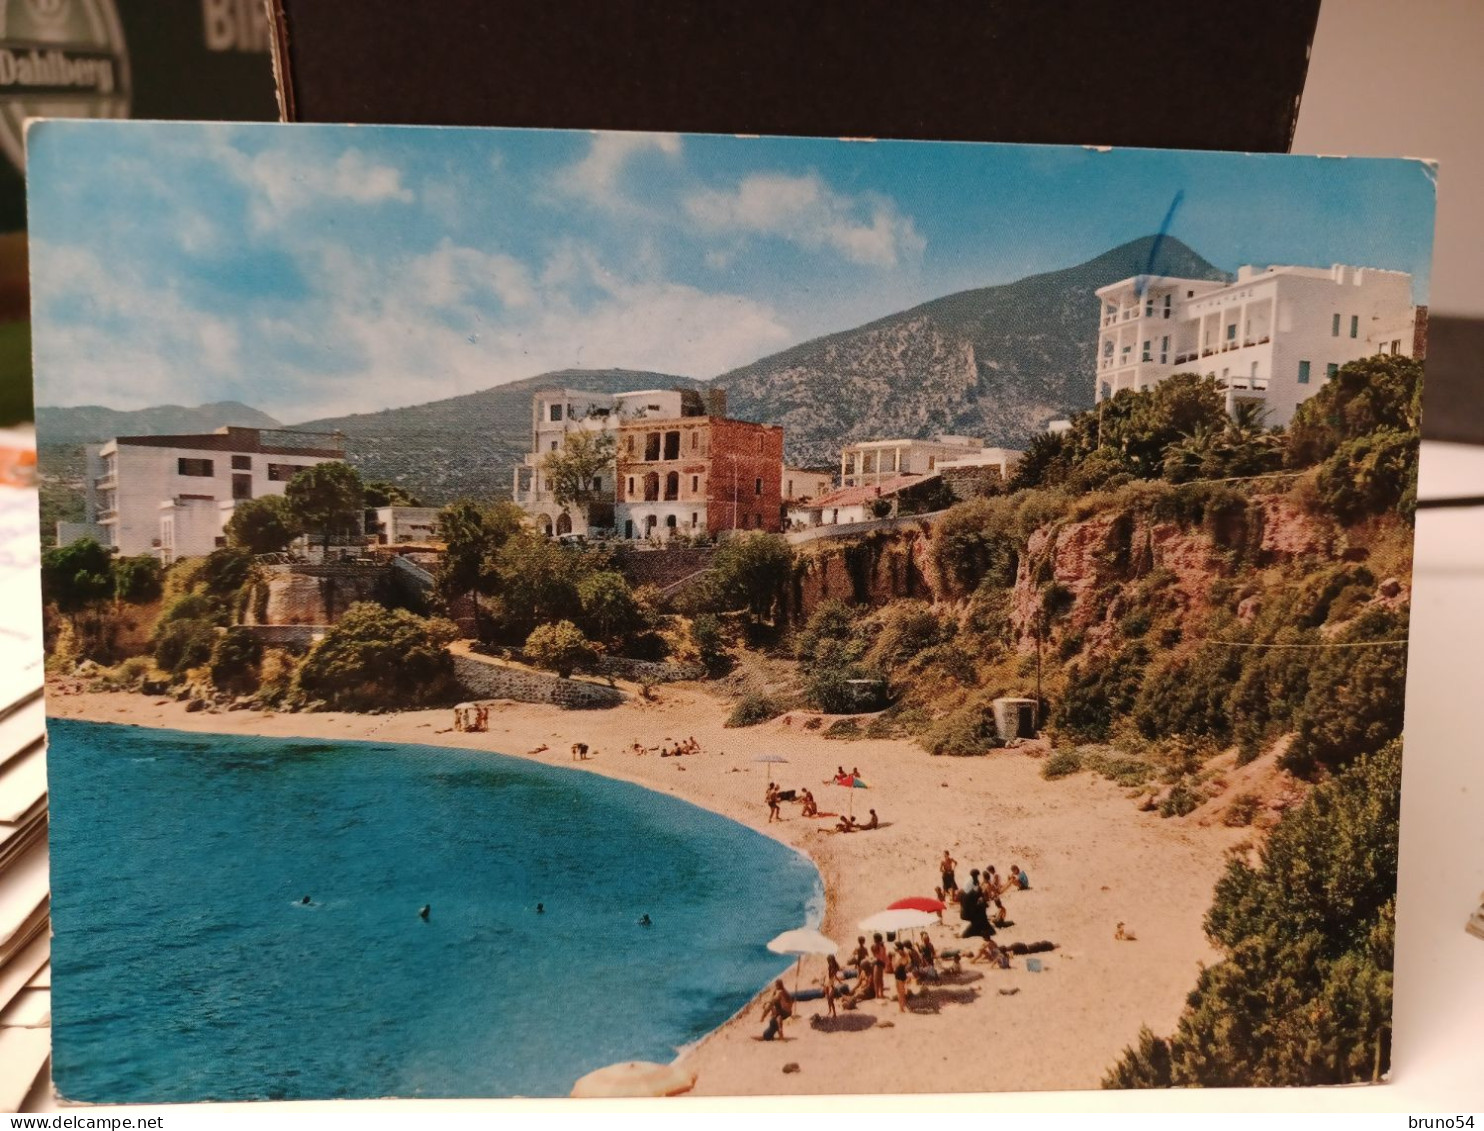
[835,814,858,833]
[800,789,818,817]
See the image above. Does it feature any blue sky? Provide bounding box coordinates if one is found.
[27,121,1436,421]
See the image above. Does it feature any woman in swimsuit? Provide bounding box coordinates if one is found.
[871,933,888,999]
[823,954,844,1017]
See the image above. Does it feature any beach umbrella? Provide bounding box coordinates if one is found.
[859,908,938,935]
[832,774,868,817]
[753,753,789,783]
[767,927,838,993]
[888,897,945,914]
[570,1060,696,1099]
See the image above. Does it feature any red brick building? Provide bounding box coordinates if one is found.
[615,415,784,540]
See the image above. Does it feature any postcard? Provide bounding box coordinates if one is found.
[27,121,1433,1101]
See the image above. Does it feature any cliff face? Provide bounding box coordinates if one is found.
[1008,493,1335,651]
[788,524,942,623]
[243,567,392,626]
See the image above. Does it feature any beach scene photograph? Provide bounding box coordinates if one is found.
[27,120,1434,1101]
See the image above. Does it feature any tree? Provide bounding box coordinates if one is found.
[112,555,163,604]
[285,462,364,552]
[41,538,114,616]
[153,618,217,676]
[296,603,459,710]
[708,533,794,624]
[576,570,644,644]
[1287,354,1422,469]
[209,627,263,694]
[433,499,525,603]
[524,620,597,678]
[1104,741,1401,1087]
[541,430,616,521]
[225,495,300,555]
[362,480,423,508]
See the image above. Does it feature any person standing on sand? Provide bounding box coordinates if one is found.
[940,850,958,898]
[893,945,910,1011]
[871,933,888,999]
[761,979,794,1040]
[766,783,782,823]
[823,954,844,1017]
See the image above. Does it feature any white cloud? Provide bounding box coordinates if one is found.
[557,131,682,206]
[685,172,925,267]
[212,144,414,229]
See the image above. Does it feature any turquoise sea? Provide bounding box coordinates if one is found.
[45,719,821,1101]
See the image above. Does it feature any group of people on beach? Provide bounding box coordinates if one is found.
[764,771,882,833]
[937,850,1032,964]
[629,736,702,758]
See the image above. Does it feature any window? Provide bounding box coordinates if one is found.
[1145,299,1154,317]
[550,403,563,422]
[1160,336,1169,363]
[549,441,558,452]
[231,474,252,500]
[1297,360,1310,384]
[691,513,698,527]
[625,436,635,455]
[1391,339,1402,355]
[786,479,793,496]
[754,477,763,496]
[1226,323,1236,341]
[644,433,661,461]
[664,471,679,500]
[691,431,698,450]
[1350,315,1359,339]
[643,472,660,501]
[691,475,700,492]
[178,457,213,477]
[1164,294,1172,318]
[591,476,602,492]
[1326,363,1339,378]
[231,455,251,470]
[627,476,635,495]
[267,463,302,482]
[1141,340,1151,362]
[663,431,680,460]
[666,515,677,530]
[1102,340,1113,358]
[1332,313,1341,337]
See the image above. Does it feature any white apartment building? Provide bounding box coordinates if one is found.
[840,435,984,488]
[512,386,711,536]
[368,506,441,545]
[70,426,346,561]
[1095,263,1421,427]
[784,467,834,503]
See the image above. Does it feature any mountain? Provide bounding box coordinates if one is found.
[35,401,283,446]
[294,369,703,503]
[719,235,1228,466]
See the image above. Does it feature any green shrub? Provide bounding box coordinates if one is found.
[825,718,862,739]
[524,620,598,678]
[96,655,155,691]
[113,556,163,604]
[296,603,458,710]
[153,618,217,676]
[1105,741,1401,1087]
[921,705,998,756]
[1042,749,1084,779]
[1284,605,1408,776]
[1054,644,1150,742]
[1159,781,1201,818]
[726,692,784,728]
[209,628,263,694]
[690,613,730,675]
[1223,792,1262,827]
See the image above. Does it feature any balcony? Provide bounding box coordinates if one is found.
[97,508,117,521]
[94,474,116,490]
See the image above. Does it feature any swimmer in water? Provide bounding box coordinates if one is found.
[639,914,652,926]
[536,903,545,914]
[419,904,431,920]
[301,896,311,905]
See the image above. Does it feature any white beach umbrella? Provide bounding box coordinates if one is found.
[753,753,789,783]
[570,1060,696,1098]
[859,908,938,935]
[767,927,837,993]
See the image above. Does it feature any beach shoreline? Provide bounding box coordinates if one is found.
[45,681,1249,1097]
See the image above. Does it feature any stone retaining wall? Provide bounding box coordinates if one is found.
[593,655,705,683]
[452,654,625,709]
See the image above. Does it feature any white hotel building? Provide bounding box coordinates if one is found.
[66,426,346,562]
[1095,264,1422,426]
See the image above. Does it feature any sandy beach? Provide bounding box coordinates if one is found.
[46,682,1248,1097]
